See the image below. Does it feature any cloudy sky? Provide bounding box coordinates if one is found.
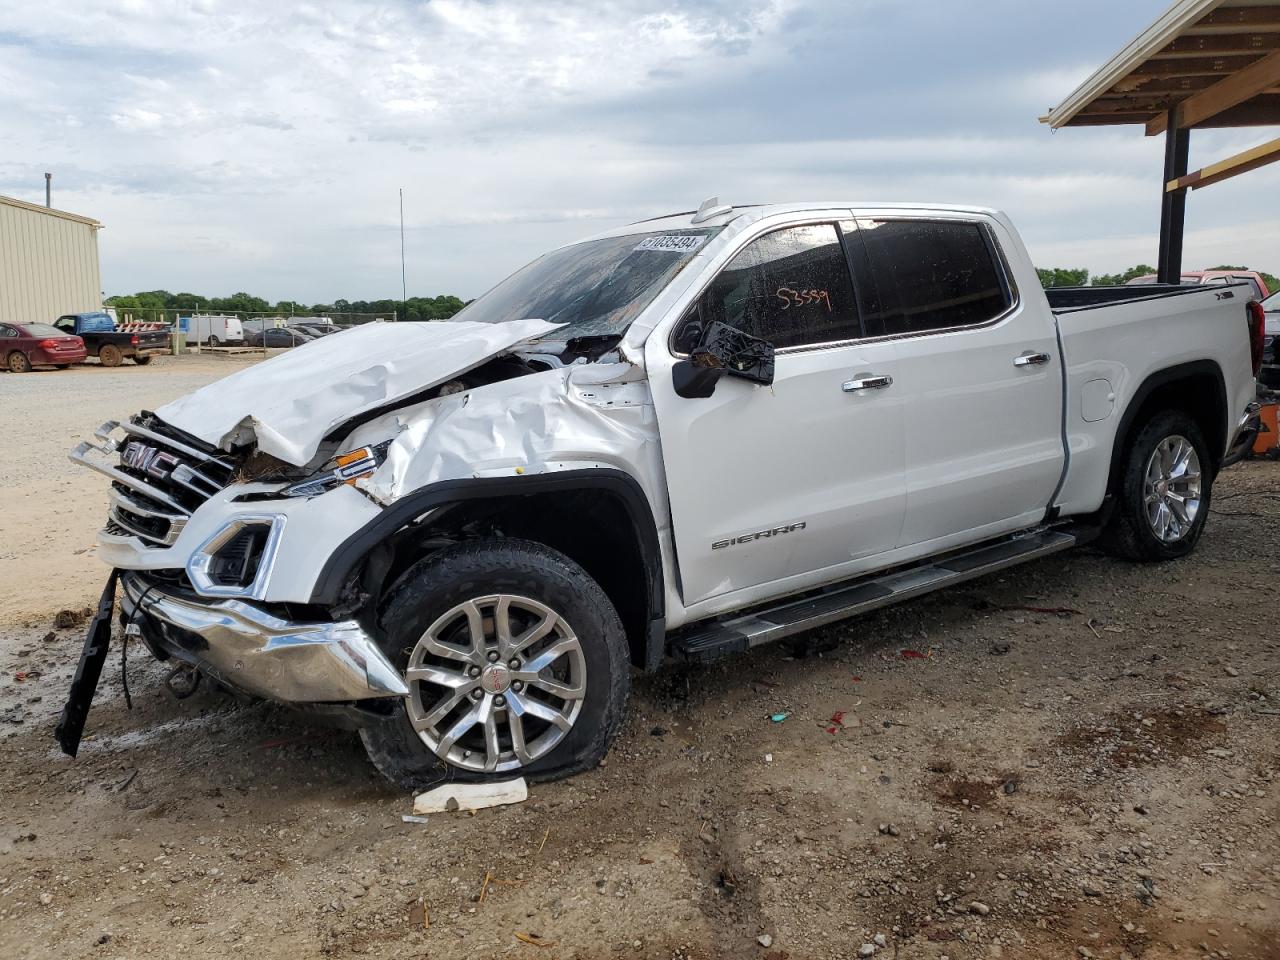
[2,0,1276,303]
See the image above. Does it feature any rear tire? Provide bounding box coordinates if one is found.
[1101,410,1212,562]
[7,351,32,373]
[208,335,220,348]
[359,539,630,791]
[98,344,123,367]
[134,354,153,365]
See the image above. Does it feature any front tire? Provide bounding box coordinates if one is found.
[1101,410,1212,562]
[7,351,32,373]
[360,539,630,790]
[134,354,153,365]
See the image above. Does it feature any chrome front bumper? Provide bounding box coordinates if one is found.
[120,573,408,703]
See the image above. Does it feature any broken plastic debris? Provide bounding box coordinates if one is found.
[400,814,429,824]
[413,777,528,814]
[769,712,789,723]
[899,649,928,660]
[514,932,555,948]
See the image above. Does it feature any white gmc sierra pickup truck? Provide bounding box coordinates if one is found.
[58,199,1266,789]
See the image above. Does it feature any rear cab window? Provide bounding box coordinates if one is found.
[852,219,1015,337]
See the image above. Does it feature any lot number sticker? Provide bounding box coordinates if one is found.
[635,234,707,254]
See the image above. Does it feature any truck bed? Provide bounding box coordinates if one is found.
[1045,283,1238,312]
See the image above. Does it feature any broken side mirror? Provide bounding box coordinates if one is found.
[672,321,775,399]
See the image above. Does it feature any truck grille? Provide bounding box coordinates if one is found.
[72,416,238,548]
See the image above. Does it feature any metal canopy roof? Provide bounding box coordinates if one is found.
[1043,0,1280,132]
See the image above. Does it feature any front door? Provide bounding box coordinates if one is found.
[647,219,907,609]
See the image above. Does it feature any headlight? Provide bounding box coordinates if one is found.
[283,441,391,498]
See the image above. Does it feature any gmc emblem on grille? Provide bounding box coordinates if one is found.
[122,441,179,480]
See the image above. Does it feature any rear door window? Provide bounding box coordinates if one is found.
[676,223,862,352]
[855,220,1013,336]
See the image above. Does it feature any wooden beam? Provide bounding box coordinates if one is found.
[1101,76,1221,96]
[1146,50,1280,134]
[1131,55,1265,77]
[1193,6,1280,31]
[1166,137,1280,191]
[1151,33,1280,57]
[1065,112,1161,127]
[1193,93,1280,126]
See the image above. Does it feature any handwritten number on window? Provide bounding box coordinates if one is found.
[775,287,833,312]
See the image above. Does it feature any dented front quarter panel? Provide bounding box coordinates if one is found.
[357,364,669,519]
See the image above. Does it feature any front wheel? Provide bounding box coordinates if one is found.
[360,539,630,790]
[7,351,32,373]
[134,354,153,365]
[1101,410,1212,562]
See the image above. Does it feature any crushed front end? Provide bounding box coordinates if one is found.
[56,413,407,754]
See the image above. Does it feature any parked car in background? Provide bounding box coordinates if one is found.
[247,326,316,348]
[1127,270,1271,300]
[53,312,167,367]
[287,316,339,333]
[0,321,87,372]
[63,200,1264,787]
[291,321,338,338]
[186,314,245,347]
[1260,289,1280,389]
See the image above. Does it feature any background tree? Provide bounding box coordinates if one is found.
[1036,267,1089,288]
[1091,264,1156,286]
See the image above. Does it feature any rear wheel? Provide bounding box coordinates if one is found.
[360,539,629,790]
[134,354,153,365]
[1101,410,1212,562]
[98,344,123,367]
[208,335,220,348]
[7,351,32,373]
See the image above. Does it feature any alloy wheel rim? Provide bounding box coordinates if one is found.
[404,594,586,773]
[1143,435,1202,543]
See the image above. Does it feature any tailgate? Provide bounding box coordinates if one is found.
[137,330,170,349]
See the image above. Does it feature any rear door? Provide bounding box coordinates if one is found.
[648,217,906,608]
[850,215,1064,549]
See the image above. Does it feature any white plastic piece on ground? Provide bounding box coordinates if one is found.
[413,777,528,814]
[155,318,563,466]
[400,814,429,824]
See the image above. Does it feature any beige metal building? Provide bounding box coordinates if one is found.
[0,194,103,325]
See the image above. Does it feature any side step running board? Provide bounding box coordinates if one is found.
[670,527,1088,663]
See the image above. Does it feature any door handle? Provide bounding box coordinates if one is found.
[1014,352,1051,367]
[842,374,893,392]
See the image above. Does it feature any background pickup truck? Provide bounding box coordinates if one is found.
[61,200,1265,789]
[53,311,168,367]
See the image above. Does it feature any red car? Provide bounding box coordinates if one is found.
[0,321,88,372]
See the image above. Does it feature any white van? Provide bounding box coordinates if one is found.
[188,315,245,347]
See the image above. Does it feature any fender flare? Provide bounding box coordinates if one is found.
[308,468,667,667]
[1106,359,1227,491]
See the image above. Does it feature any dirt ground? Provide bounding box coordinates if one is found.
[1,357,1277,960]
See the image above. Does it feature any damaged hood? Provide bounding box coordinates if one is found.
[156,318,562,466]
